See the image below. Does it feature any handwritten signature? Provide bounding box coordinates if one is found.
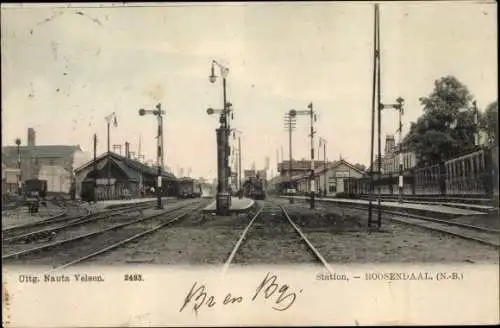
[179,272,303,314]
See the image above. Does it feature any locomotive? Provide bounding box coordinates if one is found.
[242,175,266,200]
[23,179,48,200]
[177,178,202,199]
[22,179,48,213]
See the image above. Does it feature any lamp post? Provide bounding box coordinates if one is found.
[208,59,232,215]
[105,112,118,200]
[15,138,21,195]
[139,103,165,210]
[319,137,328,197]
[284,110,297,204]
[290,103,317,209]
[380,97,405,203]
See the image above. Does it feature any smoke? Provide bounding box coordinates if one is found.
[143,83,165,102]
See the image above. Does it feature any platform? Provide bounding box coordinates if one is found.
[359,198,495,212]
[282,196,489,218]
[81,197,178,211]
[203,197,255,213]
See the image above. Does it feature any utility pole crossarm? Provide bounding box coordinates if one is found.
[380,104,401,110]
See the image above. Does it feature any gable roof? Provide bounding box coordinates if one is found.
[333,159,366,175]
[75,152,177,180]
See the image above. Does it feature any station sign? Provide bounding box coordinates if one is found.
[96,178,116,185]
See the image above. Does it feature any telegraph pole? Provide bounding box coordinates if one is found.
[308,103,316,209]
[15,138,21,195]
[319,137,327,196]
[398,104,403,203]
[368,3,379,228]
[289,104,318,208]
[376,3,382,228]
[93,134,98,203]
[285,110,297,204]
[157,104,164,208]
[238,136,242,194]
[105,112,117,200]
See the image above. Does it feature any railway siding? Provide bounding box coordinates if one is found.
[276,199,499,263]
[2,199,205,266]
[282,196,490,218]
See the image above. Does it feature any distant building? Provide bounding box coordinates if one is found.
[299,159,365,195]
[244,169,256,180]
[277,159,336,178]
[270,159,365,195]
[366,135,417,174]
[257,169,267,181]
[2,128,89,194]
[1,156,21,195]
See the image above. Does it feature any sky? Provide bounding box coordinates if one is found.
[1,1,497,181]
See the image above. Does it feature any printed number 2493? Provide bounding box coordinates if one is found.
[125,274,143,282]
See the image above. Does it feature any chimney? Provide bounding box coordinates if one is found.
[125,142,130,158]
[27,128,36,147]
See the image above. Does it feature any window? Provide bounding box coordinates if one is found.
[328,177,337,193]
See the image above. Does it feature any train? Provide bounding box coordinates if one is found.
[343,147,498,200]
[21,179,48,213]
[23,179,48,200]
[242,175,266,200]
[177,178,202,199]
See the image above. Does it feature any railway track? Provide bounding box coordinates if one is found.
[223,200,332,273]
[283,197,500,248]
[344,204,499,248]
[3,198,209,269]
[382,211,499,248]
[2,200,162,243]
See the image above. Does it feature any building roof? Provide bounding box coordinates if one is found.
[283,159,366,182]
[75,152,177,180]
[278,160,335,171]
[2,145,82,167]
[3,145,81,157]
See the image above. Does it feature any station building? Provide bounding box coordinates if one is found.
[74,150,177,201]
[270,159,365,196]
